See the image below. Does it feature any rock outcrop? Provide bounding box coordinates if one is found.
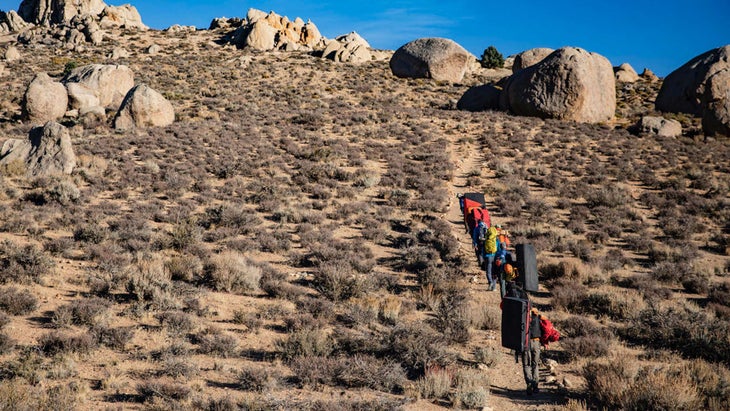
[322,32,374,64]
[0,10,32,32]
[640,68,659,82]
[0,121,75,176]
[655,45,730,116]
[232,9,323,51]
[457,84,502,112]
[18,0,106,25]
[701,68,730,136]
[63,64,134,109]
[499,47,615,123]
[113,84,175,130]
[512,48,553,73]
[390,37,471,83]
[22,72,68,124]
[614,63,639,83]
[99,4,147,30]
[636,116,682,137]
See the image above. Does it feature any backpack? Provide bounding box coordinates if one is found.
[539,316,561,347]
[485,227,498,254]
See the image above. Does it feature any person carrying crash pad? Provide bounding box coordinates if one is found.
[483,225,498,290]
[472,220,488,267]
[523,307,542,395]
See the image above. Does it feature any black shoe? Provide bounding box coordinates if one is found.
[533,382,539,393]
[526,385,533,396]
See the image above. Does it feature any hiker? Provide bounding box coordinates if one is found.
[483,225,498,290]
[472,220,488,267]
[499,263,518,298]
[523,307,542,395]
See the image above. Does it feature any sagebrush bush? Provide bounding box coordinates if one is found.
[238,364,280,392]
[0,287,38,315]
[384,322,451,377]
[621,305,730,365]
[0,241,54,284]
[206,250,261,293]
[37,331,96,356]
[452,368,489,409]
[53,298,111,328]
[193,328,238,357]
[584,359,702,410]
[137,380,191,402]
[415,365,453,400]
[312,262,365,302]
[277,327,335,362]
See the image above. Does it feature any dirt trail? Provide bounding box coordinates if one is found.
[446,127,566,410]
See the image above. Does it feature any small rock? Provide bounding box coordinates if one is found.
[562,377,574,389]
[545,376,557,384]
[5,45,20,62]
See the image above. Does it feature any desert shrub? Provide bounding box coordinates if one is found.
[0,241,54,284]
[473,346,501,368]
[52,298,110,328]
[169,219,202,250]
[259,267,307,300]
[193,328,238,357]
[125,259,179,311]
[568,240,593,262]
[650,260,693,284]
[332,355,407,393]
[683,270,711,294]
[585,186,630,209]
[341,297,379,326]
[480,45,504,68]
[619,274,673,301]
[0,380,85,411]
[277,327,335,362]
[72,223,107,244]
[384,322,451,377]
[164,254,203,282]
[561,335,611,360]
[37,331,96,356]
[159,356,199,379]
[683,360,730,410]
[551,281,589,312]
[539,260,582,285]
[0,287,38,315]
[452,368,489,409]
[415,365,453,400]
[205,251,261,293]
[90,325,134,350]
[622,305,730,365]
[312,262,365,302]
[584,359,701,410]
[378,296,402,325]
[238,364,281,392]
[156,311,196,336]
[137,380,191,402]
[708,281,730,307]
[43,237,74,256]
[289,356,338,388]
[557,315,613,339]
[432,286,471,344]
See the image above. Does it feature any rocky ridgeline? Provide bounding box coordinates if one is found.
[212,8,390,64]
[0,0,145,49]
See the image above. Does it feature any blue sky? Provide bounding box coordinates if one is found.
[2,0,728,76]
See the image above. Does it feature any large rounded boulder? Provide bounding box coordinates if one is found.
[655,45,730,115]
[22,72,68,124]
[113,84,175,131]
[701,68,730,137]
[499,47,616,123]
[390,38,471,83]
[512,48,554,73]
[0,121,75,176]
[63,64,134,109]
[19,0,106,25]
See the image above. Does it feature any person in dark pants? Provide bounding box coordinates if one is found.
[523,307,542,395]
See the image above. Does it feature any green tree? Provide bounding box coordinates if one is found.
[480,46,504,69]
